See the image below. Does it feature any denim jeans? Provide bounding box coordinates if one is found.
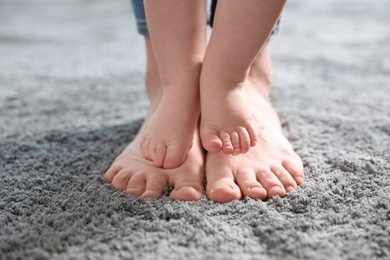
[130,0,281,36]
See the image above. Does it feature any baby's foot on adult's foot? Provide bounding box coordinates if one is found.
[104,117,205,201]
[200,76,259,155]
[205,85,305,203]
[140,87,200,169]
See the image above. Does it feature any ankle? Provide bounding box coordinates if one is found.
[201,60,249,85]
[145,71,162,103]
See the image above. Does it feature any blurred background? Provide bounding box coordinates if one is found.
[1,1,389,259]
[0,0,389,140]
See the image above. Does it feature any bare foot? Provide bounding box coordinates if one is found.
[205,78,305,203]
[140,0,206,169]
[200,75,259,155]
[104,110,205,201]
[107,35,205,200]
[199,0,286,156]
[140,86,200,169]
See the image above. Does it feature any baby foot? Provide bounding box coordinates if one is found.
[140,87,200,169]
[104,116,205,201]
[205,82,305,203]
[200,76,259,155]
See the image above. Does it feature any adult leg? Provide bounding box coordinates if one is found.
[140,0,207,169]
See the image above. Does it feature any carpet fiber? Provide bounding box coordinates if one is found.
[1,0,389,259]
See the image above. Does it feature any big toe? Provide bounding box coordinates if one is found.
[201,127,223,152]
[151,143,167,168]
[171,186,203,201]
[207,179,242,203]
[163,144,190,169]
[170,168,204,201]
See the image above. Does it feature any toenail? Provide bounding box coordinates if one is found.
[126,187,143,195]
[211,185,234,193]
[296,177,304,185]
[250,187,265,195]
[175,186,201,193]
[269,186,285,196]
[286,186,294,192]
[250,186,263,191]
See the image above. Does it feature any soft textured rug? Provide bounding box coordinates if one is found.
[1,0,389,259]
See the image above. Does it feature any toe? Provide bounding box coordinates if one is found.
[141,173,168,199]
[236,169,267,200]
[148,142,157,162]
[247,124,258,147]
[126,173,146,197]
[238,128,250,153]
[206,168,242,203]
[282,159,305,185]
[230,131,241,156]
[170,169,204,201]
[104,164,122,183]
[153,143,166,168]
[111,169,133,192]
[256,169,286,198]
[209,184,242,203]
[171,186,203,201]
[200,127,223,152]
[220,131,234,155]
[163,143,189,169]
[140,138,151,160]
[271,166,298,193]
[268,186,286,198]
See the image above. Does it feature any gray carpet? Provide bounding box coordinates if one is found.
[1,0,389,259]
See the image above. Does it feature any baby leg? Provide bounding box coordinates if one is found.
[200,0,286,155]
[140,0,207,169]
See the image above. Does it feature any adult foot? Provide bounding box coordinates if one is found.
[140,85,200,169]
[104,111,205,201]
[205,72,304,203]
[206,92,304,203]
